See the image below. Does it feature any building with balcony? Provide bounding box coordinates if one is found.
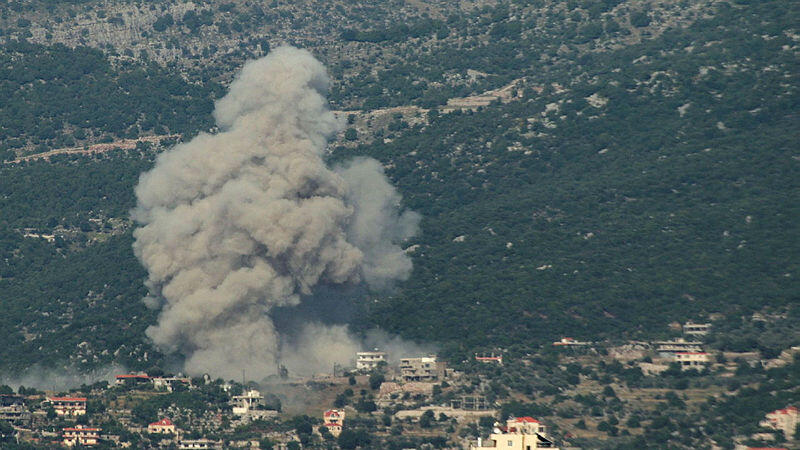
[682,322,712,336]
[470,417,559,449]
[47,397,87,416]
[356,350,387,371]
[230,389,277,420]
[0,395,30,425]
[63,425,100,446]
[152,376,192,392]
[654,338,704,357]
[399,356,447,382]
[673,352,711,369]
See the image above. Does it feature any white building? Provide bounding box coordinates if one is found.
[63,425,100,447]
[654,338,704,356]
[231,390,263,416]
[552,337,591,347]
[760,406,798,440]
[148,418,177,434]
[47,397,87,416]
[471,417,559,449]
[179,438,221,449]
[673,352,711,369]
[152,376,192,392]
[356,350,387,371]
[475,353,503,365]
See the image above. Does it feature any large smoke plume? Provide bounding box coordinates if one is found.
[132,47,419,380]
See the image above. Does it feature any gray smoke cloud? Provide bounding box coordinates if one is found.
[132,46,419,380]
[1,364,127,391]
[335,158,419,290]
[278,325,436,378]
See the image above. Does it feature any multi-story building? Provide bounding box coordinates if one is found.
[471,417,559,449]
[673,352,711,369]
[682,322,712,336]
[323,409,345,437]
[63,425,100,446]
[231,390,263,416]
[0,404,30,426]
[356,350,387,371]
[0,394,30,425]
[399,356,447,382]
[760,406,798,440]
[47,396,87,416]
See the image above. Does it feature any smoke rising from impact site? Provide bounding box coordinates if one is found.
[132,46,419,379]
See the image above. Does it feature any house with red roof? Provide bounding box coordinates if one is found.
[760,406,798,440]
[114,373,151,386]
[47,396,87,416]
[148,418,177,434]
[470,417,559,449]
[323,409,345,437]
[475,353,504,365]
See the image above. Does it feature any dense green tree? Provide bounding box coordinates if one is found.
[337,429,371,450]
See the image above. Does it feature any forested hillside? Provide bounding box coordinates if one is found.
[0,151,159,373]
[342,0,800,352]
[0,0,797,376]
[0,41,217,158]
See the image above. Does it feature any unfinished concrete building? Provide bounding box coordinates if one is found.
[682,322,712,336]
[399,356,447,382]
